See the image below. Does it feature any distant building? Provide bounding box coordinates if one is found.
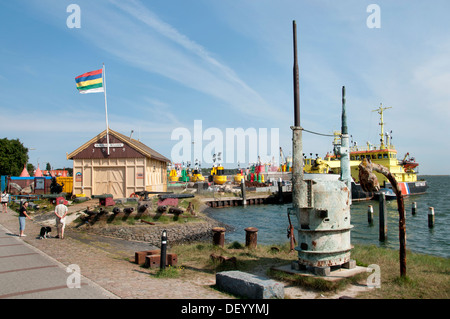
[67,129,170,198]
[42,169,69,177]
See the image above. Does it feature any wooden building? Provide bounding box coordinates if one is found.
[67,129,170,199]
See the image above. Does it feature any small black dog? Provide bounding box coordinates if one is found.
[39,226,52,239]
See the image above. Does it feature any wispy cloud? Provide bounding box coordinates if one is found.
[73,0,285,123]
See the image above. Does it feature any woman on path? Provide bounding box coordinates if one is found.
[1,190,9,213]
[19,201,32,237]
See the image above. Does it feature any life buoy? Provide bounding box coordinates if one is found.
[129,193,139,198]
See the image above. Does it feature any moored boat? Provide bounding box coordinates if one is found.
[304,104,427,200]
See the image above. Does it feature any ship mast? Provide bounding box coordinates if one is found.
[373,103,392,149]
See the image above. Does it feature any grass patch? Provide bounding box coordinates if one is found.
[166,241,449,299]
[171,242,298,275]
[151,265,184,279]
[351,244,450,299]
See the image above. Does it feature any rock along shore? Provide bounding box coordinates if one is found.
[67,203,232,247]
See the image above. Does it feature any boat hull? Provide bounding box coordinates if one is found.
[351,180,428,201]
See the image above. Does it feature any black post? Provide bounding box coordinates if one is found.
[160,229,167,270]
[379,193,387,241]
[240,178,247,206]
[278,178,284,203]
[293,20,300,127]
[412,202,417,215]
[368,205,374,225]
[428,207,435,228]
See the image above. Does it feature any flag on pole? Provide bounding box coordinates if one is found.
[75,68,104,94]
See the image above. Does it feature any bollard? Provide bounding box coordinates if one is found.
[245,227,258,249]
[368,205,374,225]
[278,178,284,203]
[160,230,167,270]
[412,202,417,215]
[379,193,387,241]
[212,227,226,247]
[428,207,435,228]
[240,178,247,206]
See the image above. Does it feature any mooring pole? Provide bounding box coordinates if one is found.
[291,20,306,226]
[368,205,374,225]
[240,178,247,206]
[379,193,387,241]
[340,86,352,202]
[428,207,435,228]
[293,21,300,128]
[278,177,284,203]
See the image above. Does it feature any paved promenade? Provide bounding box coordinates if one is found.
[0,206,229,299]
[0,222,117,299]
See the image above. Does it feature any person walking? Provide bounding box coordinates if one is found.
[19,201,32,237]
[54,199,68,239]
[1,190,9,213]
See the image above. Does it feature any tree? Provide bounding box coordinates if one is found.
[27,163,35,176]
[0,138,29,176]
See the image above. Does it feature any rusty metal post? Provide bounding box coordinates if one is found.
[287,208,296,252]
[212,227,226,247]
[245,227,258,249]
[358,159,406,277]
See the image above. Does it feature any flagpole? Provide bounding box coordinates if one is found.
[102,63,110,156]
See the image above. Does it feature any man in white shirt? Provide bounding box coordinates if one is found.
[54,199,68,239]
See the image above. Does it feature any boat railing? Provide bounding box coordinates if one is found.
[349,143,395,152]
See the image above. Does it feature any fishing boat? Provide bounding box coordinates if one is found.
[373,188,397,201]
[304,104,428,200]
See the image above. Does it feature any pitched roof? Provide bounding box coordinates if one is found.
[34,165,43,177]
[19,164,30,177]
[66,128,170,163]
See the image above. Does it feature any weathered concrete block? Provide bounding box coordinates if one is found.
[216,271,284,299]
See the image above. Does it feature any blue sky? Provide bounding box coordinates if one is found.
[1,0,449,174]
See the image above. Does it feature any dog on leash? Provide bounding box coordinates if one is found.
[39,226,52,239]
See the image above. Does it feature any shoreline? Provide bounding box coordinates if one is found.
[64,201,234,247]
